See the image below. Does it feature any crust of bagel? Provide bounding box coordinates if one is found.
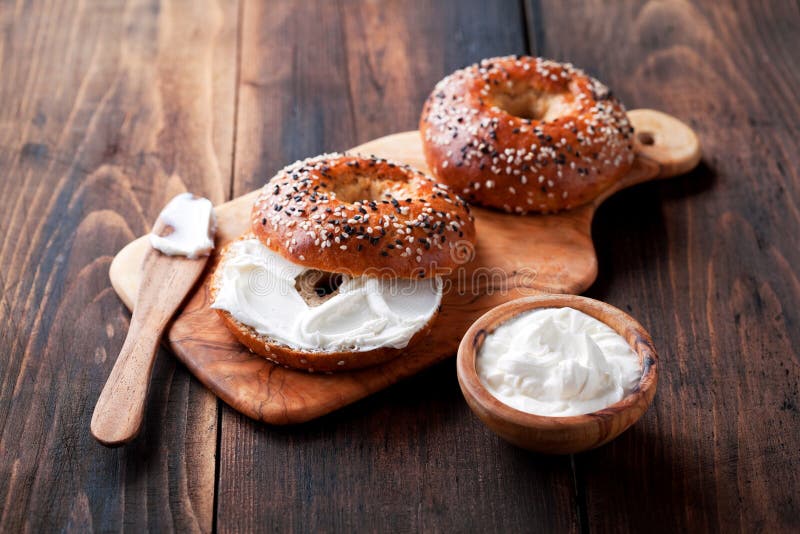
[420,55,635,214]
[251,153,476,279]
[208,236,439,373]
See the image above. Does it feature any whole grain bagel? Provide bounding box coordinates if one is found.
[420,55,635,213]
[251,153,476,278]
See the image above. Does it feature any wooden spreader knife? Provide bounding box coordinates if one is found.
[91,203,213,447]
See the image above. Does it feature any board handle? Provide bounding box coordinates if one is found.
[628,109,701,179]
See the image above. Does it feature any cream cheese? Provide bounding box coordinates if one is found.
[477,307,641,416]
[149,193,216,259]
[210,238,442,352]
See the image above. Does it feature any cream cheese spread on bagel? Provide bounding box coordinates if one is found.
[211,236,442,353]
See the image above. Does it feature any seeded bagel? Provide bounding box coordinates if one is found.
[251,153,476,279]
[212,154,476,372]
[420,55,635,214]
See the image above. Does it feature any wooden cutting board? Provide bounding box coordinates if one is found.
[109,109,700,424]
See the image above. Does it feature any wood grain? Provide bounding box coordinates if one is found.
[1,0,798,532]
[0,0,237,531]
[526,0,800,531]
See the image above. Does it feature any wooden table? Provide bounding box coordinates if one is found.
[1,1,798,531]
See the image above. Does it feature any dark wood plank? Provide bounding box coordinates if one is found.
[218,0,578,531]
[0,0,239,531]
[525,0,800,531]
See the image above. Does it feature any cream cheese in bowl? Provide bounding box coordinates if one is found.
[476,307,641,417]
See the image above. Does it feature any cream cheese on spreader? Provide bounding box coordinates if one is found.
[476,307,641,417]
[149,193,216,259]
[211,237,442,352]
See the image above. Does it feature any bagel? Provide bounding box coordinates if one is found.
[210,154,477,372]
[251,153,476,279]
[420,55,635,213]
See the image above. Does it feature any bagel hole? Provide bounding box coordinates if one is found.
[330,172,407,203]
[295,270,345,307]
[637,131,655,146]
[491,89,573,122]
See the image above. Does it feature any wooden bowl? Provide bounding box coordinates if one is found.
[456,295,658,454]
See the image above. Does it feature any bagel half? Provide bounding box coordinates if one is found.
[209,235,440,373]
